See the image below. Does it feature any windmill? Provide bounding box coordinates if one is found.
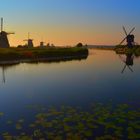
[119,26,135,48]
[119,54,134,74]
[23,32,34,48]
[39,41,45,48]
[0,18,14,48]
[39,37,46,48]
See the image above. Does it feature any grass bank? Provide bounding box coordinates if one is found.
[0,47,88,62]
[114,45,140,56]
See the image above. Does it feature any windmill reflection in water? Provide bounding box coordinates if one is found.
[0,63,19,84]
[0,66,6,83]
[119,53,134,74]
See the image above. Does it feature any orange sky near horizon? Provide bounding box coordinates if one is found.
[8,27,140,47]
[7,24,130,47]
[1,0,140,47]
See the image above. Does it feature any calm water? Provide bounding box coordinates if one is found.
[0,49,140,137]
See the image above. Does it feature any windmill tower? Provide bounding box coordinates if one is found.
[24,32,34,48]
[40,41,45,48]
[0,18,14,48]
[39,37,46,48]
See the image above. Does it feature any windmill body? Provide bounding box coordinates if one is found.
[0,18,14,48]
[39,41,46,48]
[29,40,34,48]
[24,33,34,48]
[40,41,44,47]
[0,31,10,48]
[27,39,34,48]
[127,34,135,48]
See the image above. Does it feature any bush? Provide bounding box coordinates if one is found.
[76,43,83,47]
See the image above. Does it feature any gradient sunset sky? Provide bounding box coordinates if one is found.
[0,0,140,46]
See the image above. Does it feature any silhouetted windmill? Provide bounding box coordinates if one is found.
[0,18,14,48]
[39,41,45,48]
[39,37,46,48]
[119,26,135,48]
[24,32,34,48]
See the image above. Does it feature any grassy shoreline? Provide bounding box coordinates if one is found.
[88,45,140,56]
[114,45,140,56]
[0,47,88,64]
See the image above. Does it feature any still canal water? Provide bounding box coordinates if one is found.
[0,49,140,139]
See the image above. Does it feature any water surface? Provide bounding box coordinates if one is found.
[0,49,140,138]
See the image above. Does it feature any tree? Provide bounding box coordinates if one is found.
[76,43,83,47]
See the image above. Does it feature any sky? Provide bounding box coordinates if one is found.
[0,0,140,46]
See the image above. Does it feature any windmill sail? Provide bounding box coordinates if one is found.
[1,18,3,32]
[118,26,135,46]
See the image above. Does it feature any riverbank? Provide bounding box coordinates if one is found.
[0,47,88,64]
[115,45,140,56]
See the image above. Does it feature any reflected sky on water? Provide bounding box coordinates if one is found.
[0,49,140,112]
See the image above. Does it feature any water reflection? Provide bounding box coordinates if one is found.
[1,65,7,83]
[0,54,88,84]
[0,64,19,83]
[2,66,5,83]
[0,50,140,139]
[119,53,134,73]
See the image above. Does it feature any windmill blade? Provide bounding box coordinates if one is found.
[128,27,135,35]
[1,18,3,32]
[119,37,127,46]
[123,26,128,36]
[28,32,30,40]
[118,27,135,46]
[127,66,133,72]
[119,54,125,63]
[121,64,127,73]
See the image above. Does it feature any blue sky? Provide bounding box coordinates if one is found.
[0,0,140,46]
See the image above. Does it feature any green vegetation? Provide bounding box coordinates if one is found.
[1,103,140,140]
[0,47,88,62]
[115,45,140,56]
